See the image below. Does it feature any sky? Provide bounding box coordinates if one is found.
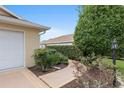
[5,5,79,41]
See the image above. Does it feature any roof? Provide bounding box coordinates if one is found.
[42,34,74,45]
[0,15,50,30]
[0,6,22,19]
[0,6,50,31]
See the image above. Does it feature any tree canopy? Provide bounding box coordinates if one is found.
[74,5,124,56]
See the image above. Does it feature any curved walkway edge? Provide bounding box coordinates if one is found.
[39,60,76,88]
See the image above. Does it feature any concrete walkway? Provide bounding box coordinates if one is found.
[39,60,76,88]
[0,68,49,88]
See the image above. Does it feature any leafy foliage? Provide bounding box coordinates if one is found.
[47,45,81,61]
[74,5,124,56]
[33,48,68,71]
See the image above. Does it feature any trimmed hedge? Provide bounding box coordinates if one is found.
[106,48,124,60]
[47,45,81,61]
[47,45,124,61]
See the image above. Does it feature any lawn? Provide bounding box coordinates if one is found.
[102,58,124,81]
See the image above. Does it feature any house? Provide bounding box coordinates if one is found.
[41,34,73,47]
[0,6,50,71]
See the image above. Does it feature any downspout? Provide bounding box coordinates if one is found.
[39,27,50,48]
[39,30,46,48]
[39,30,46,36]
[39,26,50,35]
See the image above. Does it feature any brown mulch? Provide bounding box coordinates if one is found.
[28,63,68,77]
[61,79,80,88]
[61,66,121,88]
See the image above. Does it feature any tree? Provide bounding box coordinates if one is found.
[74,5,124,57]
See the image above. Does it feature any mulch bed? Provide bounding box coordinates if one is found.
[62,79,121,88]
[28,63,68,77]
[61,66,121,88]
[61,79,81,88]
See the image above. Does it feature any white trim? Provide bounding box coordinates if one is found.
[23,31,26,68]
[0,29,25,71]
[0,5,22,19]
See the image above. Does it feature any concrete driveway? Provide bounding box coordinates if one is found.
[0,68,49,88]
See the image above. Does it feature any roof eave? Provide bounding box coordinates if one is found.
[0,15,50,31]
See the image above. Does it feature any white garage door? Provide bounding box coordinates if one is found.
[0,29,24,71]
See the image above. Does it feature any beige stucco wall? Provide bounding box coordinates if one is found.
[0,23,41,67]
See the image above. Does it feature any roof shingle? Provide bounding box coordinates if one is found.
[42,34,74,44]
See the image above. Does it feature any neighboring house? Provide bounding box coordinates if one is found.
[0,6,50,71]
[41,34,73,47]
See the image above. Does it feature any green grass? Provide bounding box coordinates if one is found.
[102,58,124,80]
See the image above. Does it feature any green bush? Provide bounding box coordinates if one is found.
[33,48,68,71]
[118,48,124,59]
[47,52,68,65]
[58,53,69,64]
[47,45,81,61]
[105,48,124,59]
[74,5,124,57]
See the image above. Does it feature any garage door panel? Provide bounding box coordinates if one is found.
[0,30,24,70]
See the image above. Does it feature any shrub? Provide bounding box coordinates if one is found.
[58,53,68,64]
[47,45,81,61]
[33,48,68,71]
[74,5,124,57]
[47,52,68,65]
[33,49,49,71]
[105,48,124,59]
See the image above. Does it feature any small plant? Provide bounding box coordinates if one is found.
[33,48,50,71]
[80,53,97,66]
[33,48,68,71]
